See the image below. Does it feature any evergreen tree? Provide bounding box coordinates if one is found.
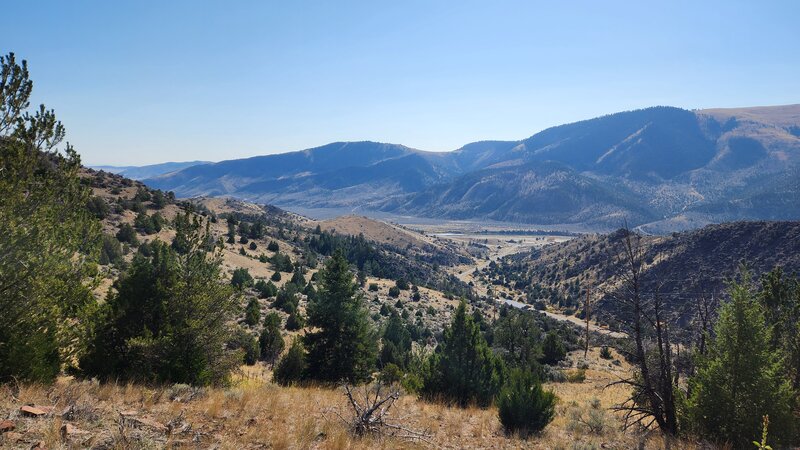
[380,309,412,369]
[259,312,284,364]
[274,338,306,386]
[540,331,566,365]
[687,271,796,447]
[497,368,556,437]
[231,267,254,290]
[82,222,239,386]
[228,327,259,365]
[493,310,543,371]
[422,301,506,407]
[244,298,260,326]
[304,251,377,383]
[0,52,100,382]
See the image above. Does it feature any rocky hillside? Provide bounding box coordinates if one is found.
[144,105,800,231]
[485,221,800,329]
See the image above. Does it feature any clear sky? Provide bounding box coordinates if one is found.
[2,1,799,165]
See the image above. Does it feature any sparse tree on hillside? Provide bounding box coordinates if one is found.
[244,297,260,326]
[304,251,377,383]
[274,338,306,386]
[259,312,284,365]
[422,301,506,407]
[81,219,240,386]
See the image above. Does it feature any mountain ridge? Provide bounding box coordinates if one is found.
[144,104,800,232]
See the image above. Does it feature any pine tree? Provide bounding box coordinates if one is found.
[0,52,101,382]
[422,301,506,407]
[82,222,240,386]
[304,251,377,383]
[688,271,796,447]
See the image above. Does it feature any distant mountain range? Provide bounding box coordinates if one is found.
[143,104,800,232]
[91,161,211,180]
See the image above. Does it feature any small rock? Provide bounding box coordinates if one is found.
[20,405,47,417]
[3,431,23,442]
[61,423,90,439]
[120,410,138,417]
[127,416,167,433]
[0,419,14,433]
[29,441,46,450]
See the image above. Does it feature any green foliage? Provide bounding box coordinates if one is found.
[134,212,163,235]
[687,271,796,448]
[244,298,260,326]
[231,267,254,290]
[493,310,543,371]
[116,223,139,246]
[388,286,401,298]
[758,268,800,390]
[497,368,556,437]
[99,233,124,266]
[380,310,412,369]
[290,268,305,287]
[273,338,306,386]
[86,196,109,219]
[285,309,305,331]
[304,251,377,383]
[368,283,379,292]
[396,279,410,290]
[270,251,294,272]
[599,346,612,360]
[422,301,506,408]
[259,312,284,364]
[81,223,240,386]
[540,331,567,365]
[228,327,259,365]
[273,284,299,314]
[0,52,100,382]
[271,271,282,282]
[255,279,278,298]
[267,240,279,252]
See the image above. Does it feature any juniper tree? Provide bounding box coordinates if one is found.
[304,251,377,383]
[422,301,506,407]
[259,312,284,365]
[82,220,240,386]
[687,270,795,448]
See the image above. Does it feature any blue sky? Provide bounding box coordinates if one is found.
[2,1,799,165]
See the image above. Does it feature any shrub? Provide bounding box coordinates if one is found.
[599,346,612,360]
[565,368,586,383]
[388,286,400,298]
[267,240,279,252]
[271,271,282,282]
[228,327,260,365]
[116,223,139,246]
[274,338,305,386]
[99,233,124,266]
[368,283,379,292]
[255,279,278,298]
[285,310,305,331]
[540,331,566,365]
[497,368,556,437]
[231,267,254,290]
[244,298,260,326]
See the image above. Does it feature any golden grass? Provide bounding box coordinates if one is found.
[0,348,711,449]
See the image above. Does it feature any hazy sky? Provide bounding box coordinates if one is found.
[3,1,799,165]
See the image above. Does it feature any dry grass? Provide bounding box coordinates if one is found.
[0,349,709,449]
